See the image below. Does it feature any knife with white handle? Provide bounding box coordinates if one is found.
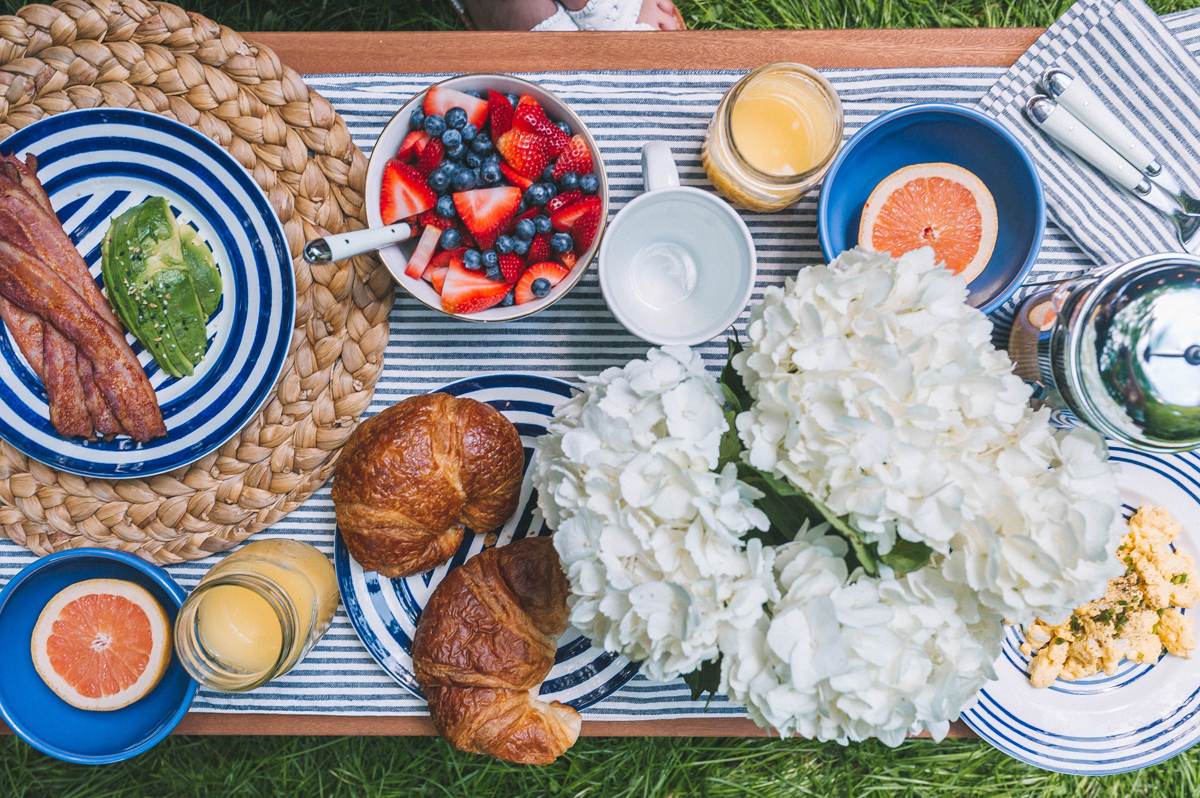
[1040,68,1160,176]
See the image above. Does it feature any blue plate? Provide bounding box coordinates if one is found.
[817,103,1044,315]
[0,549,197,764]
[0,108,294,477]
[336,374,641,708]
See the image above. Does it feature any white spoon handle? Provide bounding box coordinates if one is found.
[303,223,415,264]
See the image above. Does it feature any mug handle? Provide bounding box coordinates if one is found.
[641,142,680,193]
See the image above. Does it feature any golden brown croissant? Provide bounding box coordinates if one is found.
[412,537,582,765]
[332,393,525,578]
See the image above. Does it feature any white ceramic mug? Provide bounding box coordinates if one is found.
[599,142,757,346]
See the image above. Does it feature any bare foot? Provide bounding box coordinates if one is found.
[638,0,682,29]
[461,0,563,31]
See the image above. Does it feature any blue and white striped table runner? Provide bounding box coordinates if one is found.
[3,4,1198,719]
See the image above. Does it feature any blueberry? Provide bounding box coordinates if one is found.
[555,121,571,136]
[480,161,502,185]
[410,107,426,128]
[506,93,519,108]
[482,249,499,270]
[531,277,552,298]
[512,237,530,256]
[515,199,528,215]
[525,184,549,207]
[541,182,557,199]
[445,141,466,160]
[439,228,462,250]
[436,195,457,218]
[462,249,482,270]
[558,171,580,191]
[461,89,482,99]
[470,136,493,155]
[465,151,482,169]
[445,107,468,130]
[515,218,536,241]
[485,262,503,281]
[460,123,478,142]
[551,233,573,253]
[423,114,446,136]
[534,214,552,235]
[427,168,451,193]
[500,287,515,307]
[495,235,515,254]
[452,169,477,191]
[579,173,600,194]
[441,128,462,148]
[541,164,555,182]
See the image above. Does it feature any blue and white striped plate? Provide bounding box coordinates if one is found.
[335,374,640,708]
[0,108,293,477]
[963,448,1200,774]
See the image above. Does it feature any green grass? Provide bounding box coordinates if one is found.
[6,0,1200,795]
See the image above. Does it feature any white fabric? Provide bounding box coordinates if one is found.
[531,5,580,31]
[566,0,656,30]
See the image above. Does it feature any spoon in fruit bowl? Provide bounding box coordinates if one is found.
[302,222,417,264]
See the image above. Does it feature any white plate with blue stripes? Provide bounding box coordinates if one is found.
[335,374,640,708]
[0,108,293,477]
[963,447,1200,774]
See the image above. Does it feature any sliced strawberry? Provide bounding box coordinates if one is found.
[515,261,571,305]
[453,186,522,250]
[488,90,514,144]
[456,222,478,250]
[498,253,526,284]
[557,250,577,270]
[398,130,430,162]
[552,135,594,181]
[549,194,602,232]
[513,94,570,157]
[417,138,444,175]
[424,86,489,128]
[426,261,451,293]
[545,190,582,215]
[381,159,437,224]
[570,204,602,253]
[428,247,462,272]
[442,254,511,314]
[403,224,443,280]
[416,209,455,230]
[499,163,534,190]
[527,233,551,264]
[497,128,550,180]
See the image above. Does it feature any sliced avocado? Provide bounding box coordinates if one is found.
[179,225,222,319]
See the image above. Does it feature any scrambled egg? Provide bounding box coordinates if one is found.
[1021,505,1198,688]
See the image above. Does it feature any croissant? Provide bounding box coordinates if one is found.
[412,536,581,765]
[332,393,525,578]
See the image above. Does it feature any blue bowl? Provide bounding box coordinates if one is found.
[817,103,1044,315]
[0,549,196,764]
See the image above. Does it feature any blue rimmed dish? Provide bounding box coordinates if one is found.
[335,373,640,708]
[0,549,197,764]
[817,103,1044,315]
[0,108,294,477]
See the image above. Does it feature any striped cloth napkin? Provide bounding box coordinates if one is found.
[978,0,1200,267]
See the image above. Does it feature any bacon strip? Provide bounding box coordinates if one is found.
[0,241,165,442]
[77,349,123,438]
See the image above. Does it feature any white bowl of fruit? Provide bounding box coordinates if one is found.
[365,74,608,321]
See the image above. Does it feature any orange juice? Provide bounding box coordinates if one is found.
[730,72,838,177]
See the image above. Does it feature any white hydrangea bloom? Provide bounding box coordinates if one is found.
[722,523,1003,746]
[734,246,1124,626]
[534,346,773,681]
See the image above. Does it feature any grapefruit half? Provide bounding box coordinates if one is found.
[858,162,998,285]
[31,578,171,711]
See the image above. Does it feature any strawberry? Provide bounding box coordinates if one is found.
[427,247,462,273]
[570,203,602,253]
[453,186,522,250]
[456,222,478,249]
[499,163,534,190]
[424,86,489,129]
[527,233,551,264]
[545,189,582,215]
[441,253,511,314]
[513,94,570,157]
[488,90,514,144]
[416,209,455,231]
[552,135,594,181]
[398,130,430,162]
[381,159,437,224]
[403,224,443,280]
[499,253,526,283]
[497,128,550,180]
[416,138,444,175]
[557,250,577,270]
[515,261,571,305]
[549,194,602,232]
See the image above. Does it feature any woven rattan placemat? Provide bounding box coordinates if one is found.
[0,0,393,564]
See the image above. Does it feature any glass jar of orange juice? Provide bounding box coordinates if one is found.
[702,63,843,213]
[174,539,338,692]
